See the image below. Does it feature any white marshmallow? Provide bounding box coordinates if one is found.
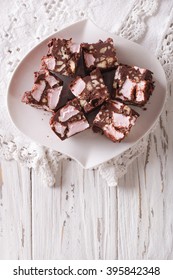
[42,56,56,70]
[70,78,86,97]
[47,86,63,110]
[84,52,95,67]
[104,124,124,141]
[120,78,136,100]
[59,105,80,122]
[54,122,66,137]
[70,43,80,53]
[112,112,130,128]
[45,74,58,87]
[67,120,89,137]
[31,80,46,102]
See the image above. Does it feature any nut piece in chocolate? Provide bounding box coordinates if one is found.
[50,98,90,140]
[41,38,81,76]
[69,68,110,113]
[92,100,139,142]
[22,69,63,112]
[113,64,155,106]
[81,38,118,71]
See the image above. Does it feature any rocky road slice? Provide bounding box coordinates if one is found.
[41,38,81,76]
[50,98,90,140]
[92,100,139,142]
[113,64,155,106]
[81,38,118,71]
[22,69,63,112]
[69,68,110,113]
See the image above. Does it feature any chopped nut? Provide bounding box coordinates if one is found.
[100,47,107,53]
[124,105,131,114]
[42,97,47,103]
[69,60,75,72]
[77,114,82,120]
[99,57,105,62]
[106,57,114,64]
[56,60,63,65]
[80,100,87,107]
[91,74,97,80]
[105,117,111,124]
[61,47,69,59]
[97,60,107,68]
[86,81,93,91]
[113,81,117,88]
[92,79,99,87]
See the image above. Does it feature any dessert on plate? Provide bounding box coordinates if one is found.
[93,100,139,142]
[22,36,155,142]
[81,38,118,71]
[22,68,63,112]
[69,68,110,113]
[112,64,155,106]
[50,98,90,140]
[41,38,81,76]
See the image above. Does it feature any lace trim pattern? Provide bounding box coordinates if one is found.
[98,136,148,186]
[157,8,173,82]
[117,0,158,41]
[0,133,67,187]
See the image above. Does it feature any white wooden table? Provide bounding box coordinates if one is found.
[0,81,173,260]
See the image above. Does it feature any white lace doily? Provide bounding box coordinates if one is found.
[1,0,173,187]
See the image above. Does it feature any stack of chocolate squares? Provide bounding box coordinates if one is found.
[22,37,155,142]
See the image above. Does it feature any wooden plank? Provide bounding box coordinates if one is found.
[117,82,173,259]
[0,160,32,259]
[32,159,118,259]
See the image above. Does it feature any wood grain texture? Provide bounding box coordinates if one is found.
[0,82,172,260]
[0,160,32,259]
[32,159,118,259]
[118,82,173,260]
